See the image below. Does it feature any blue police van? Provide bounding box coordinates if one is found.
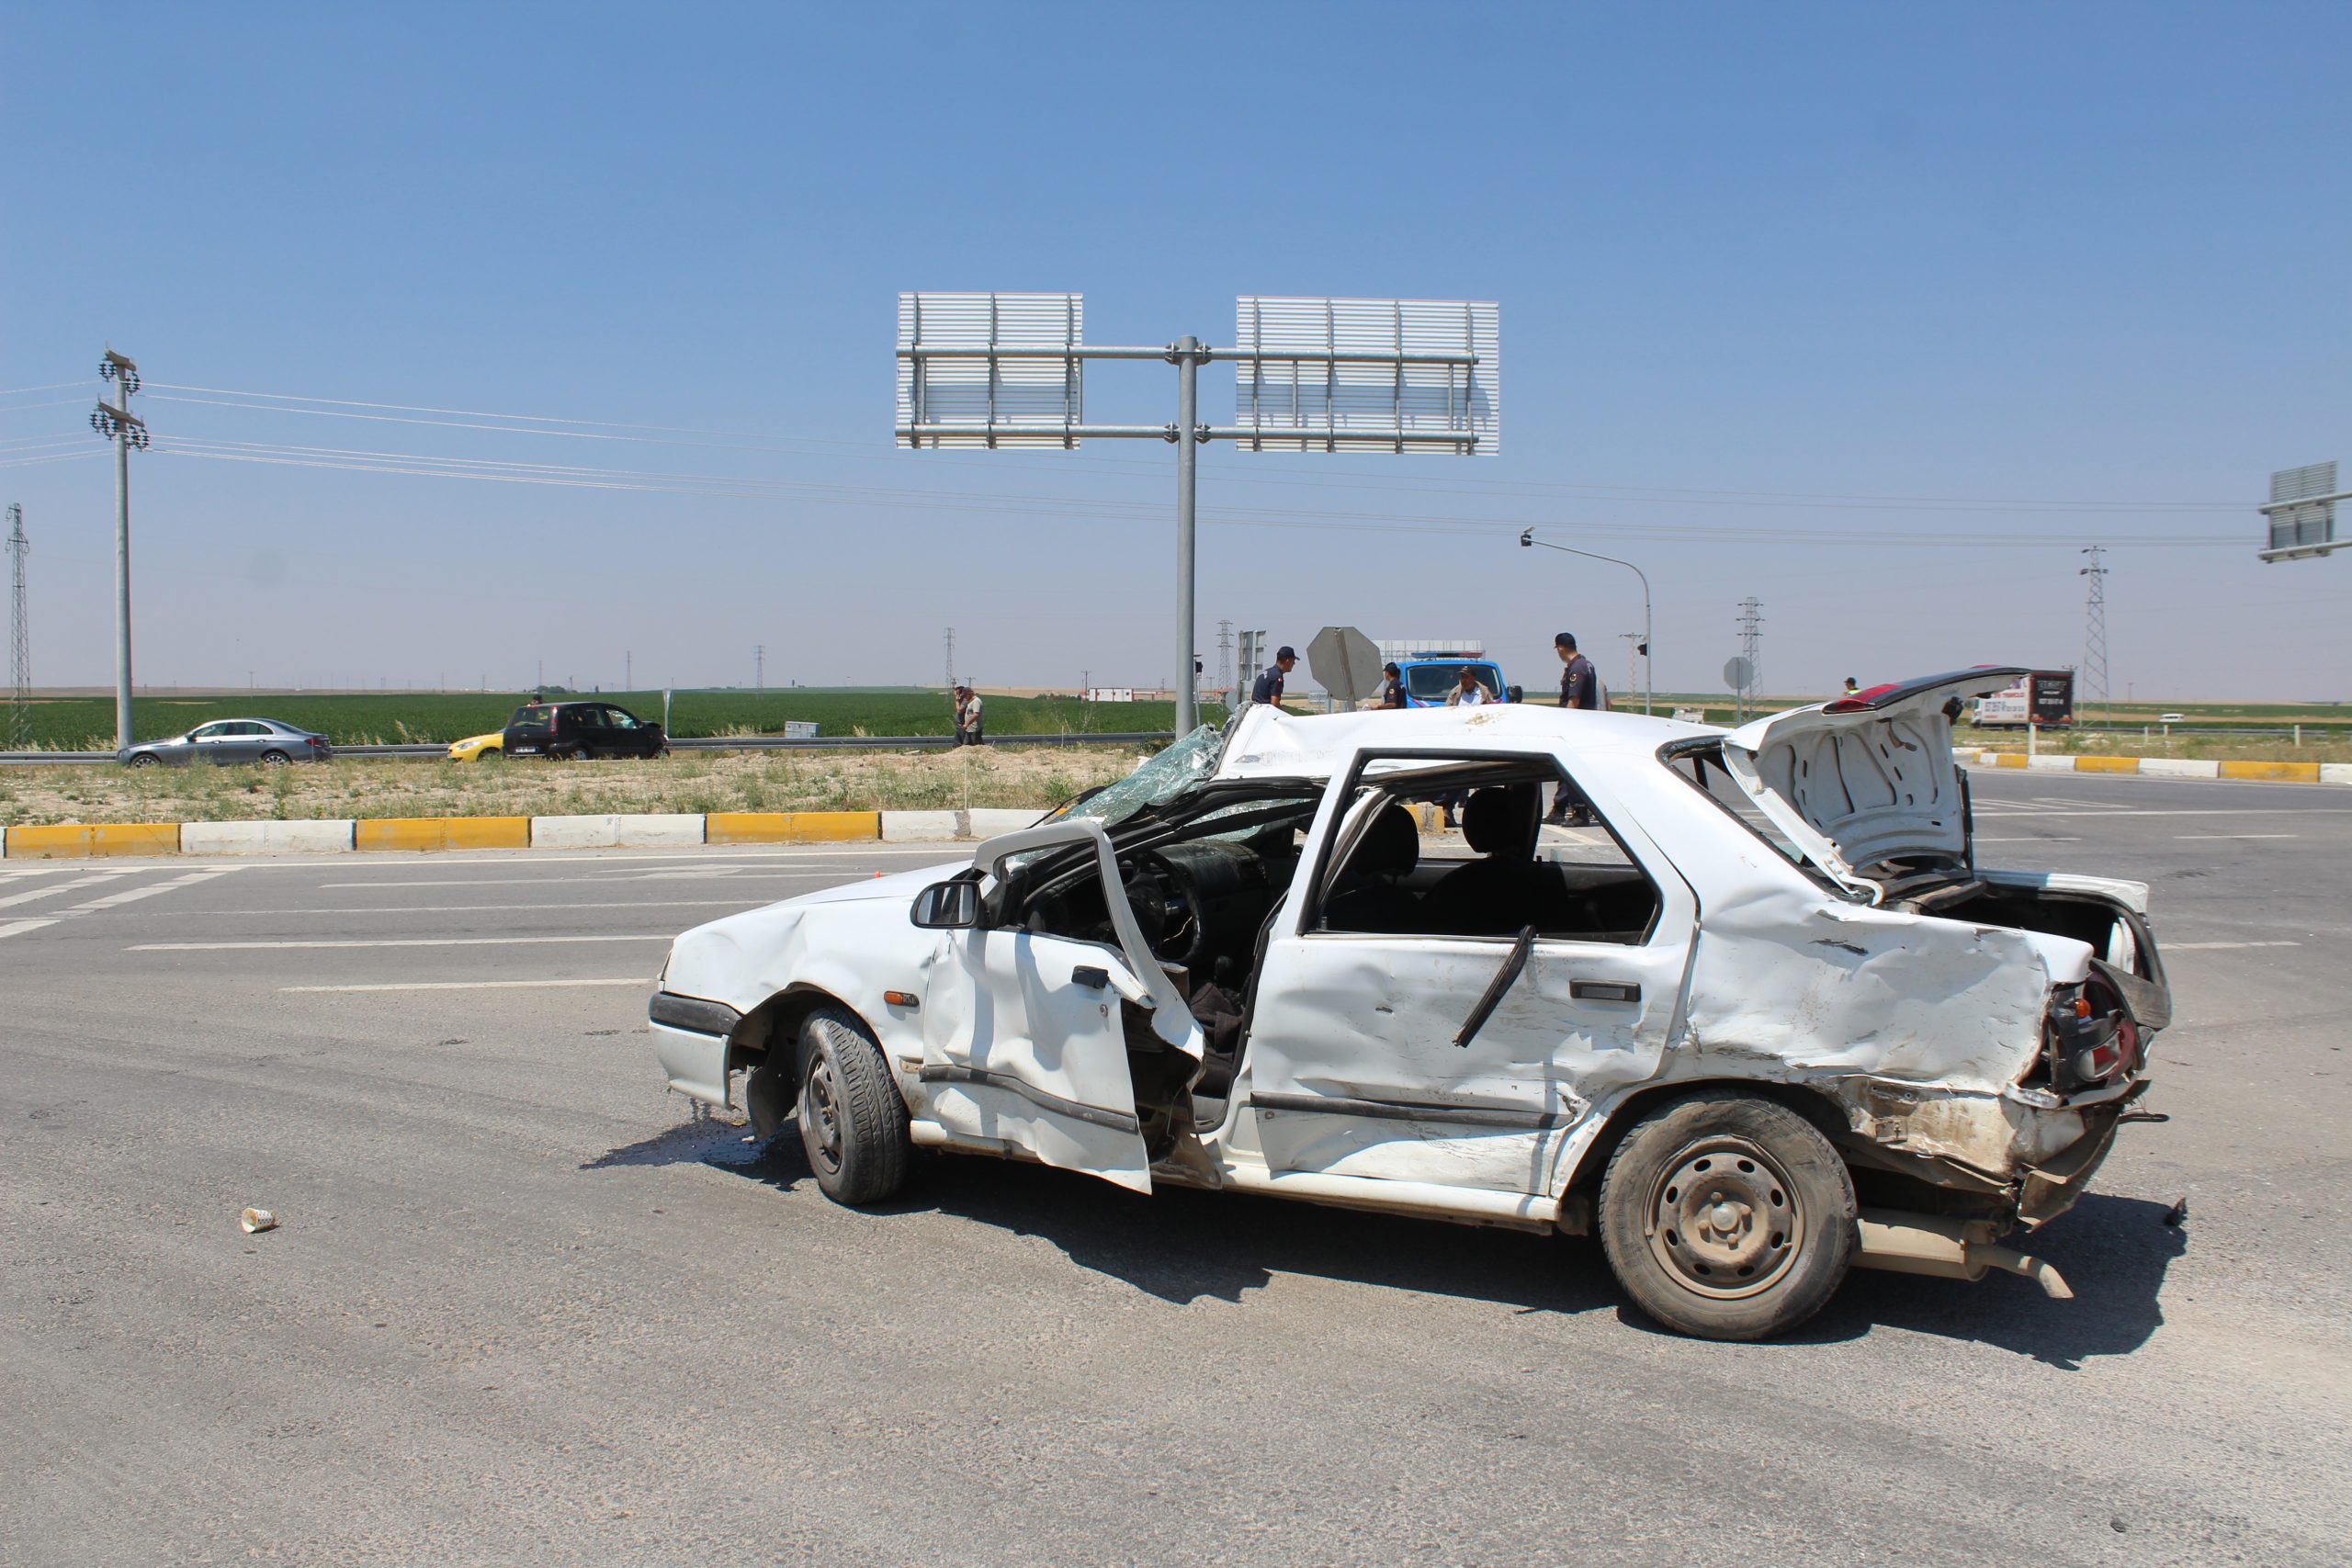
[1394,655,1510,707]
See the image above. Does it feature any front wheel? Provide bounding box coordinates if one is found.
[1597,1091,1855,1341]
[259,750,292,766]
[796,1006,910,1205]
[128,753,161,769]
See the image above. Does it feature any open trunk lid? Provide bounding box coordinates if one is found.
[1721,667,2029,901]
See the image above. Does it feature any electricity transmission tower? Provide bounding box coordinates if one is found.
[1736,597,1764,720]
[2079,547,2109,722]
[6,504,28,750]
[754,644,765,691]
[1216,619,1233,699]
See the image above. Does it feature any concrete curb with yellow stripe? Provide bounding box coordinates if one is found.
[0,807,1047,860]
[1962,750,2352,784]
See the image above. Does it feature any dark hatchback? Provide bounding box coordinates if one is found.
[501,702,667,760]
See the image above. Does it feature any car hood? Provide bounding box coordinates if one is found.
[787,860,967,908]
[1719,666,2029,897]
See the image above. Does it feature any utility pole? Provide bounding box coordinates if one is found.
[625,649,632,692]
[6,503,28,750]
[1736,597,1764,721]
[90,350,146,752]
[2079,547,2109,725]
[755,644,765,691]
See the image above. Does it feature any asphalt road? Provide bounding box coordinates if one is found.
[4,771,2347,1566]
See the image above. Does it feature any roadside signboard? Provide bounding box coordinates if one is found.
[1306,626,1384,706]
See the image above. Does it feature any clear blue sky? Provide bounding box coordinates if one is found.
[5,3,2345,701]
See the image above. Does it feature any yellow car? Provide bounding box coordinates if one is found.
[447,731,503,762]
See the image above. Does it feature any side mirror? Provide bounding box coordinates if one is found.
[910,879,980,930]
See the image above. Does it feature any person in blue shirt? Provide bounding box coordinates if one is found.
[1250,646,1297,713]
[1377,662,1407,709]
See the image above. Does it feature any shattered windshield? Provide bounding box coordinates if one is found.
[1046,723,1227,829]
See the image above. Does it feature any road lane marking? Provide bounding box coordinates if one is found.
[0,918,60,941]
[2174,833,2298,840]
[279,978,651,993]
[0,870,139,909]
[130,933,673,951]
[312,870,899,888]
[1974,807,2352,818]
[61,868,237,912]
[105,898,774,918]
[2166,941,2302,950]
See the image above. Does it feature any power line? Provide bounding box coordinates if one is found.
[139,381,2244,513]
[145,434,2241,549]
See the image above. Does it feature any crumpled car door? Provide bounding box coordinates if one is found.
[916,819,1203,1194]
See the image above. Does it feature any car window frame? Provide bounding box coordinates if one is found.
[1301,745,1668,948]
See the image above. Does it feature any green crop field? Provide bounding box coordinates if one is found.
[8,691,1227,750]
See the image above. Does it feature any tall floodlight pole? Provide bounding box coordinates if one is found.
[1517,531,1652,714]
[90,350,146,752]
[897,294,1499,739]
[6,504,28,750]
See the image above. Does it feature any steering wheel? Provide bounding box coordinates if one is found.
[1131,857,1205,967]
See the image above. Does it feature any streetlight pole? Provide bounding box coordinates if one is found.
[1518,530,1653,715]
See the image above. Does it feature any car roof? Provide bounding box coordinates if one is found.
[1212,702,1716,782]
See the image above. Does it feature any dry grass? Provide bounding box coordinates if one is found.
[0,747,1148,829]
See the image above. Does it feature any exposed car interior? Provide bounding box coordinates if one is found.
[982,756,1667,1148]
[1314,757,1661,945]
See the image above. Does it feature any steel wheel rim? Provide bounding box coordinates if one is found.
[1644,1135,1804,1300]
[803,1055,843,1174]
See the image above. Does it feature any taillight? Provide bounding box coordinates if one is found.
[2045,981,2128,1092]
[306,736,326,748]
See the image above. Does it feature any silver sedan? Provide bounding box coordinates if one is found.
[119,718,333,768]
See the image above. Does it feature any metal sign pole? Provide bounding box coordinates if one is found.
[1172,336,1201,734]
[897,296,1497,735]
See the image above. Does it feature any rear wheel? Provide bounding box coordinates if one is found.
[1597,1091,1855,1340]
[796,1006,910,1205]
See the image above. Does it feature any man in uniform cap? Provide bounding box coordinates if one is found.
[1544,632,1600,826]
[1250,646,1298,715]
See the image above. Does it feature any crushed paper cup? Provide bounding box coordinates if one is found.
[239,1207,278,1234]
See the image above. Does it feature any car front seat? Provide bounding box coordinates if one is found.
[1319,803,1421,932]
[1420,784,1547,935]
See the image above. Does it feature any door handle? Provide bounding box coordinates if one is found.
[1570,979,1641,1003]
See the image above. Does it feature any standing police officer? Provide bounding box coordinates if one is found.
[1544,632,1600,825]
[1377,661,1407,709]
[1250,645,1297,715]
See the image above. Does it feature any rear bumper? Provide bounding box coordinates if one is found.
[650,991,743,1106]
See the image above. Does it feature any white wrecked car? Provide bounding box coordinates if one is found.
[650,669,2167,1339]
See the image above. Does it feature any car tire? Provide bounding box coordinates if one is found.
[1597,1090,1855,1341]
[128,753,160,768]
[259,750,292,766]
[796,1005,910,1206]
